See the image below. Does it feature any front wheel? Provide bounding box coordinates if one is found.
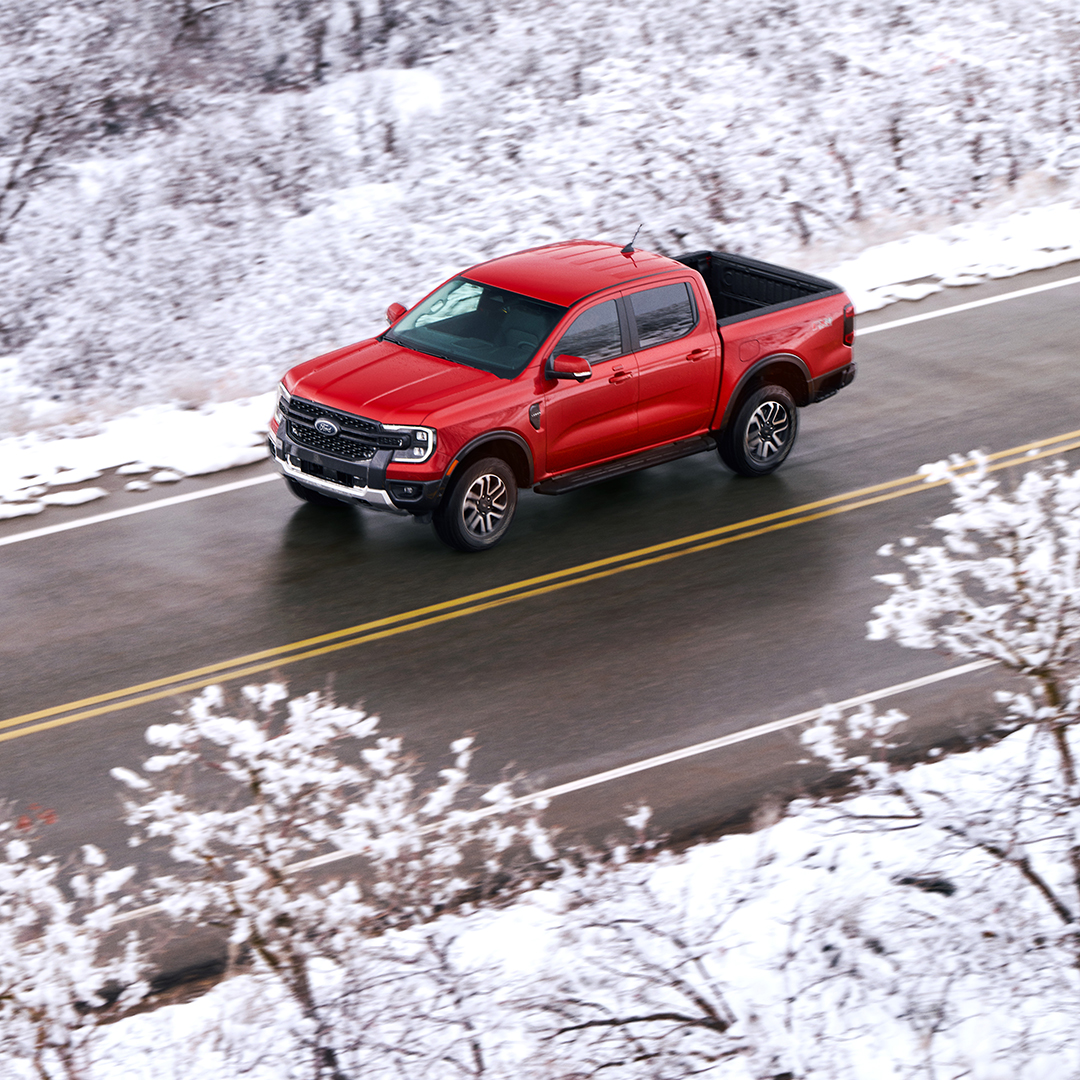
[718,385,799,477]
[432,457,518,552]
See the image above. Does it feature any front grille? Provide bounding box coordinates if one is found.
[289,397,379,433]
[288,421,377,461]
[283,396,410,461]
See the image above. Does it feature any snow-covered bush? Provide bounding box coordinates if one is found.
[0,810,146,1080]
[860,454,1080,939]
[530,855,752,1077]
[789,455,1080,1073]
[112,682,556,1079]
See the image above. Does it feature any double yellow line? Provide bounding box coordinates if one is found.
[4,428,1080,744]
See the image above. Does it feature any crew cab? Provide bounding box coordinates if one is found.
[269,240,855,551]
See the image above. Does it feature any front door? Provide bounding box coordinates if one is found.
[544,298,639,474]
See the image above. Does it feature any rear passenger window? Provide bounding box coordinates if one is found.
[628,283,697,350]
[554,300,623,363]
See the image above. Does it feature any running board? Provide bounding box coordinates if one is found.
[534,435,717,495]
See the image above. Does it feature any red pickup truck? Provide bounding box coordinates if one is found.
[269,240,855,550]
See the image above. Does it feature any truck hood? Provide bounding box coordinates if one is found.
[286,338,503,425]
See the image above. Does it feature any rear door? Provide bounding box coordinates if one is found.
[626,280,719,446]
[543,298,639,474]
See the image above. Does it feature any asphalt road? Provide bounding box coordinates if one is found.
[3,262,1080,875]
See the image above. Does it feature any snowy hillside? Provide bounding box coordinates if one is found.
[2,0,1080,436]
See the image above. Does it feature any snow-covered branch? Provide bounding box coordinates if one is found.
[0,813,147,1080]
[804,457,1080,971]
[113,682,558,1079]
[869,455,1080,686]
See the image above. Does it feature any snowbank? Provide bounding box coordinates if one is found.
[0,394,273,517]
[825,201,1080,311]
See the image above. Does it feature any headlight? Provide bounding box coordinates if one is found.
[386,424,436,463]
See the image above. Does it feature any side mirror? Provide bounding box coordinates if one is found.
[546,354,592,383]
[386,302,407,325]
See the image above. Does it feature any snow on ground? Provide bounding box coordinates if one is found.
[62,720,1076,1079]
[1,200,1078,519]
[824,200,1080,311]
[0,393,274,518]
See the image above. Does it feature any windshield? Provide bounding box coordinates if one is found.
[385,278,566,378]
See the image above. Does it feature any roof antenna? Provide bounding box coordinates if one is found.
[621,224,643,256]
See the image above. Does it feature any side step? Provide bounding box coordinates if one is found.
[534,435,717,495]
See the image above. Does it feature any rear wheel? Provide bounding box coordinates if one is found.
[285,476,348,507]
[719,385,799,476]
[432,456,518,551]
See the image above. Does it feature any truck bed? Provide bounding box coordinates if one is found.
[675,250,842,326]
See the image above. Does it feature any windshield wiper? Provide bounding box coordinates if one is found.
[386,332,456,363]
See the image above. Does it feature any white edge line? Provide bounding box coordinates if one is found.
[294,659,996,871]
[858,273,1080,336]
[113,657,997,923]
[0,473,279,548]
[496,658,997,808]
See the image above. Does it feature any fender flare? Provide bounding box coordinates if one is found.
[717,353,812,432]
[443,430,536,489]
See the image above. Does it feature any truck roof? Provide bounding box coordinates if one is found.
[464,240,681,308]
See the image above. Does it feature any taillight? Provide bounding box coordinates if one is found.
[842,303,854,346]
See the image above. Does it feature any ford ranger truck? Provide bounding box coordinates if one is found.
[268,240,855,551]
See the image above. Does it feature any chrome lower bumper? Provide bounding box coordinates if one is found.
[274,454,408,515]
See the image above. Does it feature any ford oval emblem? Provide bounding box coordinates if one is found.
[314,417,340,436]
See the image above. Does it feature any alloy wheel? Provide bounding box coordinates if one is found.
[462,472,509,537]
[744,400,793,464]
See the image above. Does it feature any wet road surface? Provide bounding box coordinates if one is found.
[3,263,1079,869]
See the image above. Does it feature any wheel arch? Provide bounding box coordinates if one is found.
[717,354,811,434]
[447,431,534,490]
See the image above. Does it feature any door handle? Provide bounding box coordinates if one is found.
[609,371,634,384]
[686,348,708,361]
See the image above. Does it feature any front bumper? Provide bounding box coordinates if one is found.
[268,431,443,515]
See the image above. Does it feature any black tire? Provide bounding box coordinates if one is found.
[432,456,518,552]
[285,476,348,507]
[719,385,799,476]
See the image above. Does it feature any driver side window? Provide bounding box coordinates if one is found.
[553,300,623,364]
